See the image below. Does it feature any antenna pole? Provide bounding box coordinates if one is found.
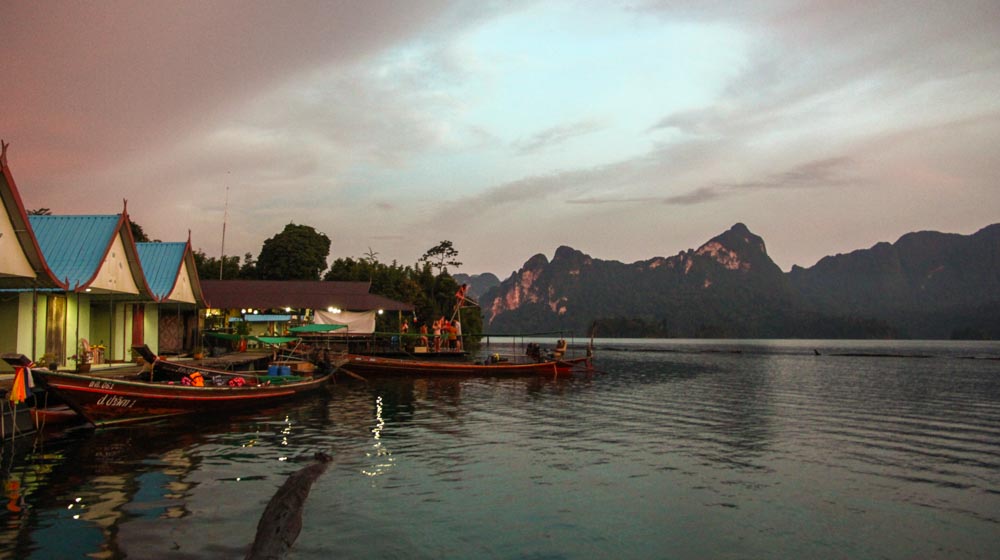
[219,185,229,280]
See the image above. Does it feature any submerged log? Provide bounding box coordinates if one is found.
[245,452,333,560]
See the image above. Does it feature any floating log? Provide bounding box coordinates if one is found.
[245,452,333,560]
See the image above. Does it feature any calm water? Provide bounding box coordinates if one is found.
[1,339,999,559]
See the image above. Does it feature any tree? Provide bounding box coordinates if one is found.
[239,252,258,279]
[255,223,331,280]
[130,221,150,242]
[193,249,241,280]
[420,240,462,274]
[323,256,483,340]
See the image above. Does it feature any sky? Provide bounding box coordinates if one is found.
[3,0,999,277]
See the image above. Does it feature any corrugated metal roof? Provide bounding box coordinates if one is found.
[0,149,67,289]
[200,280,414,311]
[136,242,186,300]
[229,314,292,322]
[28,215,120,289]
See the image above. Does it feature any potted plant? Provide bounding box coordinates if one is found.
[40,352,58,371]
[71,344,93,373]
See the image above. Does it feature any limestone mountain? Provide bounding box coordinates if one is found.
[483,224,801,337]
[479,223,1000,339]
[788,223,1000,338]
[451,272,500,300]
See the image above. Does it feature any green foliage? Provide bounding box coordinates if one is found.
[420,240,462,273]
[256,223,331,280]
[324,252,483,338]
[130,221,150,243]
[193,249,242,280]
[239,252,258,279]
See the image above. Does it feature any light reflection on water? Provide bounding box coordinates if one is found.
[1,339,998,559]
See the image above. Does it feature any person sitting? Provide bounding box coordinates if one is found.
[553,338,568,359]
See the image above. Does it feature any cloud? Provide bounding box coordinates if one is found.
[1,1,460,178]
[4,0,999,277]
[555,156,855,206]
[665,156,856,205]
[513,120,604,155]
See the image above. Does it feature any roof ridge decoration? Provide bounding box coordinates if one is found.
[136,240,204,305]
[0,140,68,289]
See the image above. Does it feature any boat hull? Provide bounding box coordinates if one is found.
[1,402,36,439]
[339,354,591,377]
[31,369,332,427]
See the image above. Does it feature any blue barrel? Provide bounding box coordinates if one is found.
[268,364,280,376]
[280,365,292,376]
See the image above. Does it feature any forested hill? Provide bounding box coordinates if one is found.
[452,272,500,300]
[479,223,1000,339]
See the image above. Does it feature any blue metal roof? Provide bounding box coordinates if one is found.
[28,215,121,289]
[229,314,293,323]
[136,242,186,300]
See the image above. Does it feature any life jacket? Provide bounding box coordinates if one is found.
[186,371,204,387]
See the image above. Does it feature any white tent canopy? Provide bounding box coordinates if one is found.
[313,309,376,334]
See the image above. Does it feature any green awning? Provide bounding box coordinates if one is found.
[288,324,347,333]
[253,336,300,345]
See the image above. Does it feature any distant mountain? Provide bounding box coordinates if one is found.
[479,223,1000,339]
[452,272,500,300]
[788,224,1000,338]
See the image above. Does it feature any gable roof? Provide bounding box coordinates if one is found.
[200,280,414,312]
[0,140,67,289]
[136,241,205,305]
[28,212,155,297]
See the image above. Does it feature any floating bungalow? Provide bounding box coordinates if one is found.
[136,240,205,354]
[1,139,415,371]
[200,279,413,346]
[0,141,204,371]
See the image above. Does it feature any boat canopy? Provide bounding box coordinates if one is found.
[288,324,347,333]
[254,336,299,345]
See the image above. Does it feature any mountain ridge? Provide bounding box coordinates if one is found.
[477,222,1000,339]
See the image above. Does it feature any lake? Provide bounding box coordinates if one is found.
[1,339,998,559]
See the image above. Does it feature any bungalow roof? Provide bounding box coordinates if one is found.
[0,140,67,289]
[200,279,414,312]
[28,213,155,298]
[136,241,205,305]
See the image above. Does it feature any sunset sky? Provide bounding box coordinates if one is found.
[3,1,998,276]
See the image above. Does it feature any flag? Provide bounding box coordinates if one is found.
[8,366,33,404]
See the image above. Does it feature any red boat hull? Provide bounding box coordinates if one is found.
[31,369,332,427]
[338,354,592,377]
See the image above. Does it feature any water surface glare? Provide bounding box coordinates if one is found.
[1,339,998,558]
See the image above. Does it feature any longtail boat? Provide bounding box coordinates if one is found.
[336,337,594,377]
[3,349,333,428]
[338,353,592,377]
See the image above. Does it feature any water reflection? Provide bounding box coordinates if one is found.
[1,341,997,559]
[362,395,393,479]
[0,422,203,558]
